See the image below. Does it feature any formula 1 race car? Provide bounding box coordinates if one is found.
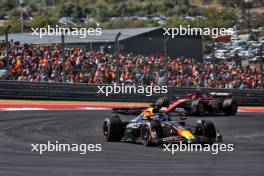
[113,92,238,116]
[167,92,238,116]
[103,112,222,146]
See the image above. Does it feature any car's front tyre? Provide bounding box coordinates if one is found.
[195,120,216,145]
[141,121,163,146]
[103,117,124,141]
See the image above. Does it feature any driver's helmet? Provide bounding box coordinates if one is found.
[143,108,155,119]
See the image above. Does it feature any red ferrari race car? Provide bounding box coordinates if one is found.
[113,91,238,116]
[166,92,238,116]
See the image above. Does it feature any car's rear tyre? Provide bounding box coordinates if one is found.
[103,117,124,141]
[195,120,216,145]
[156,97,170,108]
[141,121,163,146]
[223,99,238,116]
[192,100,205,116]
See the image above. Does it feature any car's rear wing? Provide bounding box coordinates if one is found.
[210,92,232,97]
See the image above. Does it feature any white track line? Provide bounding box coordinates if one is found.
[0,107,111,111]
[81,107,110,110]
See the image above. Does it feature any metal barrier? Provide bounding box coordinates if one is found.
[0,80,263,105]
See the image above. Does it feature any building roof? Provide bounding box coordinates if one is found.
[0,27,161,44]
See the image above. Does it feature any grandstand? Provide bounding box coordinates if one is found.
[0,26,263,89]
[0,42,262,89]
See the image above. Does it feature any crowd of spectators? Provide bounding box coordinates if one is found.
[0,43,263,89]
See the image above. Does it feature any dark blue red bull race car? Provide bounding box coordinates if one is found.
[103,107,223,146]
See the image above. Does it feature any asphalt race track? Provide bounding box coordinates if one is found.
[0,110,263,176]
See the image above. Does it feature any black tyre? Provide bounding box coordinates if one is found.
[103,117,124,141]
[192,100,205,116]
[141,121,163,146]
[156,97,170,108]
[223,99,238,116]
[195,120,216,145]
